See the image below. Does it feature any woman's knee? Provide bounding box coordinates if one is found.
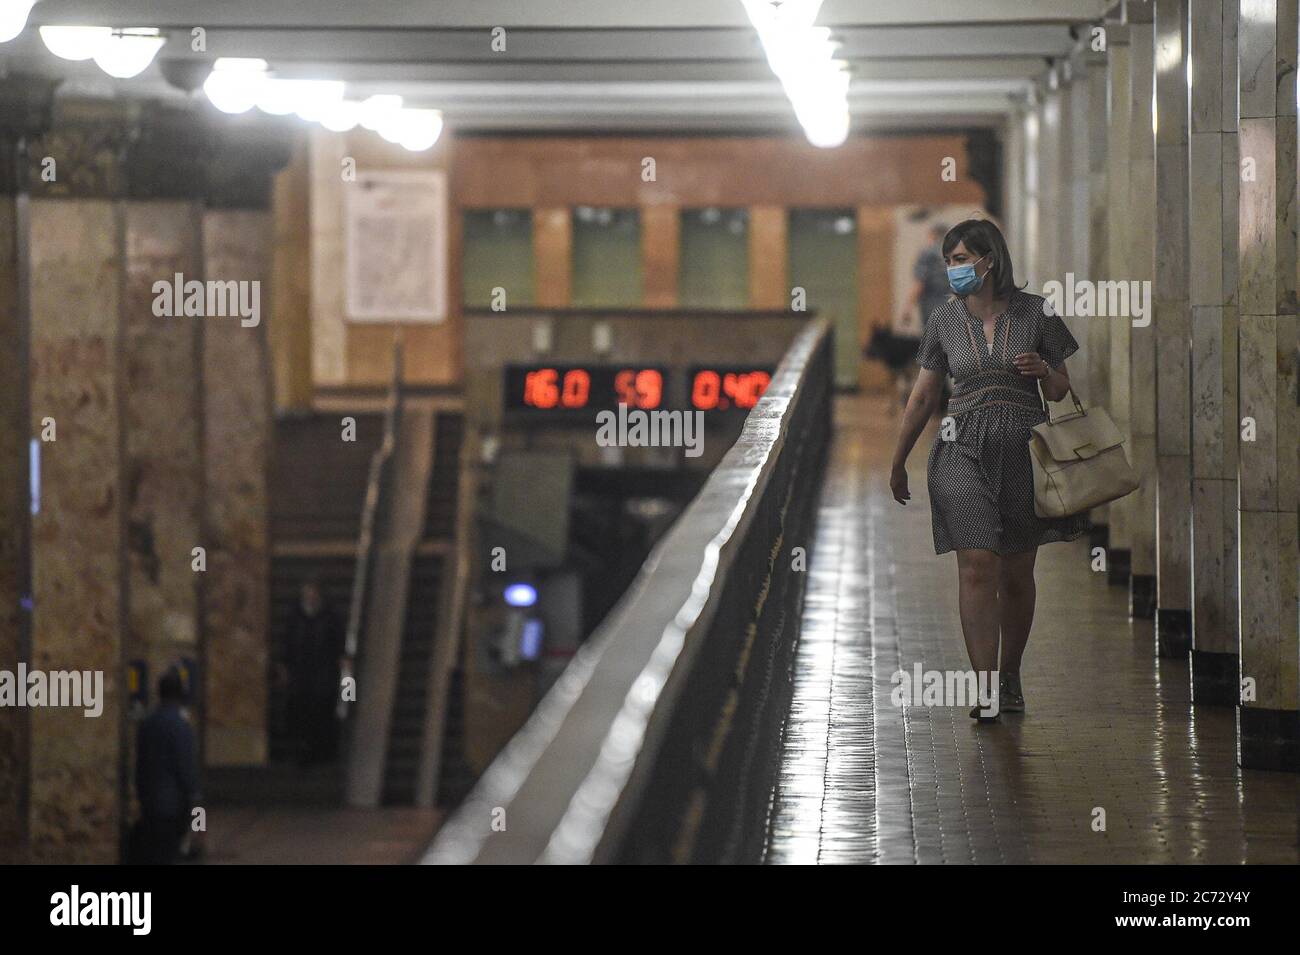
[999,551,1038,599]
[957,551,999,591]
[999,569,1034,601]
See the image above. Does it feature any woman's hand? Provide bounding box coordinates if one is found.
[1012,351,1050,379]
[890,464,910,505]
[1016,352,1072,401]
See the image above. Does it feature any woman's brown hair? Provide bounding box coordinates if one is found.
[941,218,1024,298]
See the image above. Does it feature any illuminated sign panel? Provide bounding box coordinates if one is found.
[504,365,666,414]
[688,366,773,411]
[503,364,773,416]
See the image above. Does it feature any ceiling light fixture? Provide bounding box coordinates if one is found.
[377,107,444,152]
[203,57,270,114]
[359,94,404,131]
[40,25,112,60]
[741,0,850,148]
[201,67,439,152]
[0,0,37,44]
[91,27,166,79]
[254,78,344,120]
[319,99,363,132]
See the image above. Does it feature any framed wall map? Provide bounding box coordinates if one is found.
[344,169,448,322]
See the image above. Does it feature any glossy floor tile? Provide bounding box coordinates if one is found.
[764,394,1300,864]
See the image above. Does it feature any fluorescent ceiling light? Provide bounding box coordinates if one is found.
[92,28,166,79]
[40,25,112,60]
[203,57,270,115]
[740,0,849,148]
[377,107,444,152]
[359,94,404,131]
[255,78,344,119]
[0,0,37,44]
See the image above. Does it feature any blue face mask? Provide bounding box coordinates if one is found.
[947,254,989,295]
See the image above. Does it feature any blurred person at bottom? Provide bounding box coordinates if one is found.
[132,667,199,864]
[280,580,346,766]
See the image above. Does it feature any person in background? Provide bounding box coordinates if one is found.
[133,667,199,864]
[281,580,346,765]
[902,221,953,332]
[892,221,953,405]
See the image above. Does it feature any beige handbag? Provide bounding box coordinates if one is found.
[1028,385,1139,518]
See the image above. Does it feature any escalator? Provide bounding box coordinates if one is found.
[382,555,443,805]
[346,402,469,808]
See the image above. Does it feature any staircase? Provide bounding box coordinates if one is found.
[247,384,469,810]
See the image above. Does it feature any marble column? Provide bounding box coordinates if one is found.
[1236,0,1299,770]
[1154,0,1194,655]
[307,129,347,387]
[1019,98,1043,292]
[271,138,313,410]
[1034,81,1063,291]
[0,75,56,861]
[1127,2,1160,620]
[1189,0,1241,702]
[1106,25,1136,586]
[1085,44,1112,486]
[199,122,290,766]
[1002,103,1027,274]
[1071,44,1111,550]
[1054,61,1077,291]
[120,107,208,777]
[0,134,25,862]
[25,99,130,862]
[1061,54,1095,375]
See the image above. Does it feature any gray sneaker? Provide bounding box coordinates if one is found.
[1000,673,1025,713]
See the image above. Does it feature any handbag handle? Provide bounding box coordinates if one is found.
[1036,378,1085,424]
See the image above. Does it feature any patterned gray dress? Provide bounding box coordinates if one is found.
[916,289,1089,556]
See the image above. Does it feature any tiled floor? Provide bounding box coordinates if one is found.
[765,393,1300,864]
[200,807,442,864]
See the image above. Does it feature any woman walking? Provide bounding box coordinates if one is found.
[889,219,1087,721]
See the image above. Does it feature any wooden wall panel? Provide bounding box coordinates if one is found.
[304,131,986,391]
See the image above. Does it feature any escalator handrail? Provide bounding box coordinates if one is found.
[343,339,404,665]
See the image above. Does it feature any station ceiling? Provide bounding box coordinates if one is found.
[8,1,1111,132]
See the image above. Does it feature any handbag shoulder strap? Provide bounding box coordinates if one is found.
[1036,379,1085,424]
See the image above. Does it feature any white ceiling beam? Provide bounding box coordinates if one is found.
[32,0,1114,30]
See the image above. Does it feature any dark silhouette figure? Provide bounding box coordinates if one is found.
[281,581,346,765]
[132,668,198,864]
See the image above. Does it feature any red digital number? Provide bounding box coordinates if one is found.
[560,369,590,408]
[615,369,663,409]
[692,370,721,410]
[735,371,771,409]
[524,368,559,408]
[692,369,770,410]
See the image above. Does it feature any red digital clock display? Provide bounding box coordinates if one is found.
[506,365,665,413]
[521,367,591,409]
[689,367,773,411]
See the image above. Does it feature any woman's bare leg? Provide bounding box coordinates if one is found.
[997,547,1038,675]
[955,549,1001,701]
